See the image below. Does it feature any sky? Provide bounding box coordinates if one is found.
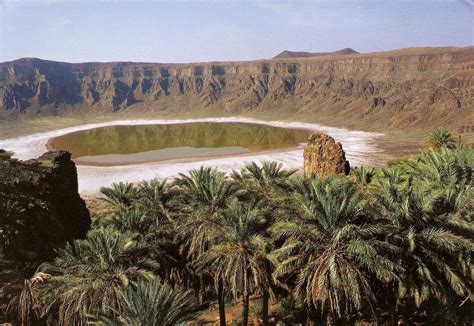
[0,0,473,63]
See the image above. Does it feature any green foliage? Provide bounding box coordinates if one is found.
[9,129,474,325]
[426,127,456,150]
[0,149,13,160]
[251,298,264,316]
[92,278,197,326]
[197,199,274,295]
[174,166,236,260]
[100,182,138,212]
[100,206,152,234]
[0,199,22,254]
[352,165,377,188]
[136,178,176,224]
[196,199,276,325]
[273,177,399,317]
[373,161,473,307]
[14,228,156,325]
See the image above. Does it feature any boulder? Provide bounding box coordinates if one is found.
[303,133,350,178]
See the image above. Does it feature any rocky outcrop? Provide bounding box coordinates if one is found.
[0,47,473,131]
[0,150,90,262]
[0,150,90,316]
[303,133,350,178]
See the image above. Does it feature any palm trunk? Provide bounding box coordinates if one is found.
[262,286,269,326]
[326,311,334,326]
[199,276,205,304]
[193,278,200,301]
[217,280,226,326]
[242,272,250,326]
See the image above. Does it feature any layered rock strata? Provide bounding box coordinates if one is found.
[0,46,472,131]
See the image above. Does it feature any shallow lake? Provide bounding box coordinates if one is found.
[47,122,312,166]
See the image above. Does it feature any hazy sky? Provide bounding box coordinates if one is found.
[0,0,472,63]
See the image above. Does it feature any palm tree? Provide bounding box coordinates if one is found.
[232,161,295,207]
[373,169,473,312]
[100,182,138,212]
[174,166,236,325]
[426,128,456,150]
[0,199,21,256]
[132,179,189,287]
[93,278,197,326]
[100,205,152,234]
[352,166,377,189]
[197,200,276,326]
[230,161,295,324]
[174,166,236,259]
[403,146,473,188]
[16,228,156,325]
[273,177,398,324]
[137,179,176,225]
[233,161,295,190]
[98,180,187,289]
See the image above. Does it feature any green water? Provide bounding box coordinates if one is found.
[48,122,311,162]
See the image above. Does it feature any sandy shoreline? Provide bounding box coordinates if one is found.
[0,117,384,194]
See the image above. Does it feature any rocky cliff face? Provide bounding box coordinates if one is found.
[0,47,473,131]
[0,150,90,262]
[0,150,90,306]
[304,133,350,178]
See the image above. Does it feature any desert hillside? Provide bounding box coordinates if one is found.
[273,48,359,58]
[0,46,473,133]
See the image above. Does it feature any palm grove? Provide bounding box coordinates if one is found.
[6,128,474,325]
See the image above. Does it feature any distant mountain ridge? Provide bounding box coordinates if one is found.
[0,46,472,134]
[273,48,359,59]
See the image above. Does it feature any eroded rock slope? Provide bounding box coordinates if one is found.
[0,47,473,131]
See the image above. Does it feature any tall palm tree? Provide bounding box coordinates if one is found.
[197,200,276,326]
[0,199,21,256]
[230,161,295,324]
[100,182,138,212]
[174,166,236,259]
[16,228,156,325]
[403,146,473,188]
[374,169,473,311]
[98,180,187,289]
[232,161,295,206]
[92,278,197,326]
[426,128,456,150]
[133,179,189,287]
[174,166,236,325]
[273,177,398,324]
[100,205,152,234]
[352,166,377,191]
[137,178,176,225]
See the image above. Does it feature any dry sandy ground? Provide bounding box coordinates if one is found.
[0,117,384,194]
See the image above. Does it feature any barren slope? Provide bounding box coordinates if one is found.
[273,48,359,58]
[0,46,472,137]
